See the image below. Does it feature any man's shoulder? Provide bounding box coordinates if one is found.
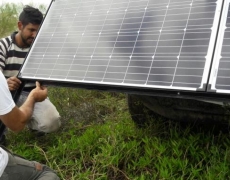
[0,32,18,46]
[0,35,11,47]
[0,34,10,40]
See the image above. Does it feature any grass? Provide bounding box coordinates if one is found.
[6,87,230,180]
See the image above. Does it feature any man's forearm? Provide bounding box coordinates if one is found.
[0,81,47,133]
[0,95,36,132]
[19,94,36,124]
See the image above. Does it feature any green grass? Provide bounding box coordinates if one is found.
[7,87,230,180]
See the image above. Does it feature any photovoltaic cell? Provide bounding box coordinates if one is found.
[19,0,223,93]
[209,0,230,94]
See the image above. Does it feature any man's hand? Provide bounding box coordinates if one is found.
[29,81,48,102]
[0,81,48,133]
[7,77,21,91]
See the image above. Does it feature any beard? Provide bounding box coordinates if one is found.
[20,34,33,47]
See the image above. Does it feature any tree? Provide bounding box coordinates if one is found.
[0,3,18,38]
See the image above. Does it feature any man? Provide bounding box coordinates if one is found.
[0,71,60,179]
[0,5,61,134]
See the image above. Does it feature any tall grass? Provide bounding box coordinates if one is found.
[2,2,230,180]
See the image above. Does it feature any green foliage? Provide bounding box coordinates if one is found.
[0,3,18,38]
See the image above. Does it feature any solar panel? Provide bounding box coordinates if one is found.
[209,0,230,94]
[18,0,224,97]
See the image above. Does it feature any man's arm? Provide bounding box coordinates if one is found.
[0,37,21,91]
[0,37,8,72]
[0,81,47,132]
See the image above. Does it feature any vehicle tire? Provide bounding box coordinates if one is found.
[128,94,230,124]
[127,94,163,127]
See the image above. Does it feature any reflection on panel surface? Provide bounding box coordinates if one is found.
[209,0,230,94]
[19,0,222,92]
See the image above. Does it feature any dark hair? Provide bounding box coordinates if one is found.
[19,5,43,26]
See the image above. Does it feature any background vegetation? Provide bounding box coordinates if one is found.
[2,2,230,180]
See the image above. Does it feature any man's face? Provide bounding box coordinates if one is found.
[19,22,40,47]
